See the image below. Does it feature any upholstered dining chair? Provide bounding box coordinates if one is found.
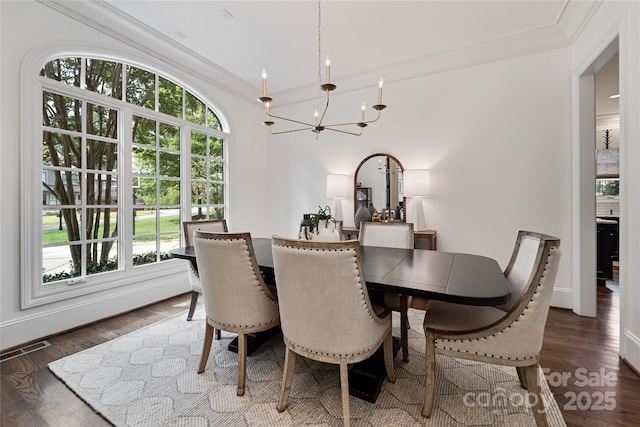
[193,231,280,396]
[359,221,414,362]
[271,237,395,427]
[421,230,561,427]
[182,219,228,322]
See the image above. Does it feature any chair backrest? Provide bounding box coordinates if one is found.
[496,230,561,313]
[359,221,414,249]
[271,237,388,356]
[183,219,228,246]
[193,231,278,330]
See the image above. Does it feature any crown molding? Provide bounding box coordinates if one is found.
[39,0,258,104]
[556,0,603,43]
[39,0,602,108]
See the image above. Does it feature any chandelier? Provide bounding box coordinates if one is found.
[258,0,387,137]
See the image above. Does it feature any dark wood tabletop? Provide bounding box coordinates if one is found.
[169,237,510,306]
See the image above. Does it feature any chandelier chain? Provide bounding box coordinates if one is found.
[317,0,322,112]
[258,0,386,136]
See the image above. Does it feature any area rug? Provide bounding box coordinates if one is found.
[49,307,566,426]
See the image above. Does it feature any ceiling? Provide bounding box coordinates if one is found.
[103,0,580,99]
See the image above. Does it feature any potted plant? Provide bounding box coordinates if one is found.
[303,205,337,240]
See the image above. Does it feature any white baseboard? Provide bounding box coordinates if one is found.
[1,272,190,351]
[551,287,573,309]
[622,330,640,374]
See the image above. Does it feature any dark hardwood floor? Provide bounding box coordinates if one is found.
[2,283,639,426]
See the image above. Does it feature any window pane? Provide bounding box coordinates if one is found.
[133,116,156,146]
[41,58,81,87]
[43,92,81,131]
[159,123,179,150]
[209,136,223,158]
[43,171,82,206]
[85,175,118,206]
[159,208,180,233]
[43,132,81,168]
[42,244,81,283]
[126,65,155,109]
[86,240,119,276]
[133,147,156,175]
[159,180,180,205]
[138,178,157,205]
[209,184,224,205]
[191,182,206,206]
[87,103,118,137]
[207,108,222,130]
[133,210,157,238]
[191,131,206,156]
[133,237,157,265]
[209,161,223,182]
[159,235,179,260]
[208,207,224,220]
[158,76,182,118]
[191,157,206,180]
[87,139,118,173]
[83,208,118,240]
[188,206,207,221]
[43,208,81,244]
[159,152,180,177]
[185,92,205,126]
[85,59,122,100]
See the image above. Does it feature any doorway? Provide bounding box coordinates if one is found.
[575,36,620,321]
[594,53,620,296]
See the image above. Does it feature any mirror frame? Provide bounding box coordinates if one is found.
[353,153,406,222]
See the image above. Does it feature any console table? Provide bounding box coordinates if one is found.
[341,226,437,251]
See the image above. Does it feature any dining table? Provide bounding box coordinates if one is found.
[169,237,511,402]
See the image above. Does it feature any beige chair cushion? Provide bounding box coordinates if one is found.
[423,300,506,331]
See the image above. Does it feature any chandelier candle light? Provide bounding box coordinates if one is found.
[258,0,387,137]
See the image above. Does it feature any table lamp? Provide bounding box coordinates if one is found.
[326,174,350,221]
[403,169,431,231]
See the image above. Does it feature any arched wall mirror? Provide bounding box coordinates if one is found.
[353,153,406,222]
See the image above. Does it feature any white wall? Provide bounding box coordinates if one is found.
[268,47,574,308]
[0,1,270,349]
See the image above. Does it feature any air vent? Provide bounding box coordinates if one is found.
[0,340,50,362]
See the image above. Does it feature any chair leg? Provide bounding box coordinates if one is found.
[215,328,221,340]
[516,366,528,389]
[237,332,247,396]
[186,291,199,321]
[277,346,297,412]
[198,323,214,374]
[421,330,436,418]
[523,364,548,427]
[400,296,410,362]
[339,358,351,427]
[383,331,396,383]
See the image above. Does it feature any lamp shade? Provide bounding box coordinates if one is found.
[326,174,350,198]
[403,170,431,197]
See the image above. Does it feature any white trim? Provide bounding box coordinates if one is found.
[622,331,640,375]
[1,268,190,351]
[550,287,573,310]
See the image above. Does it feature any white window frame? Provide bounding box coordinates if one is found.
[21,48,230,308]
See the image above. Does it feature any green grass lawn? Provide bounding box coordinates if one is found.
[43,214,180,244]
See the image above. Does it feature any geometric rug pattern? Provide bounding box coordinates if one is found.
[49,306,566,426]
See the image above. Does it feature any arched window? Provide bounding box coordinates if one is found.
[25,56,228,307]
